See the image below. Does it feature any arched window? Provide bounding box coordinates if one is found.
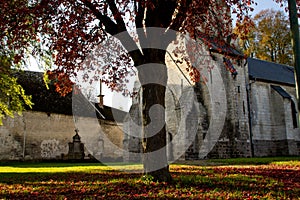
[291,100,298,129]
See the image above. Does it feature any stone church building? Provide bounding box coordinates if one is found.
[123,37,300,161]
[0,38,299,161]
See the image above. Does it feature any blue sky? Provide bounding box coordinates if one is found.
[231,1,285,24]
[251,0,285,16]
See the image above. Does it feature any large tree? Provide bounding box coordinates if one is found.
[2,0,298,181]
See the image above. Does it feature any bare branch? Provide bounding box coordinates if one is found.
[82,0,143,65]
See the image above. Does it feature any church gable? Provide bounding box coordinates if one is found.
[247,58,299,157]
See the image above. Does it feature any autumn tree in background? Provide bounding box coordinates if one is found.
[0,55,33,125]
[235,9,293,65]
[0,0,40,125]
[1,0,286,181]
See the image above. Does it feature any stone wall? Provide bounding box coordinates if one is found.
[0,111,124,161]
[249,82,300,157]
[123,49,253,160]
[0,112,74,160]
[201,54,251,158]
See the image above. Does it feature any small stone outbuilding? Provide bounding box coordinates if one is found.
[0,71,126,161]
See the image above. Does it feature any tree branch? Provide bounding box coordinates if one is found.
[169,0,193,31]
[82,0,143,66]
[82,0,120,35]
[135,0,144,29]
[134,0,147,51]
[106,0,127,33]
[145,0,177,28]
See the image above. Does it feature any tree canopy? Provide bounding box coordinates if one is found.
[0,0,255,94]
[0,65,33,125]
[235,9,293,65]
[0,49,33,125]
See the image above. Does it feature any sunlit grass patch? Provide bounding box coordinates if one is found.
[210,156,300,166]
[270,159,300,167]
[0,165,108,173]
[0,162,144,174]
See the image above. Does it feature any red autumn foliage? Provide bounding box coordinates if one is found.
[2,0,293,95]
[1,0,299,95]
[47,70,74,96]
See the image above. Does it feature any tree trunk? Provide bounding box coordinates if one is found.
[287,0,300,122]
[137,49,172,182]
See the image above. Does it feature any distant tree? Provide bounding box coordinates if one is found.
[0,20,32,125]
[0,0,55,125]
[0,54,33,125]
[236,9,293,65]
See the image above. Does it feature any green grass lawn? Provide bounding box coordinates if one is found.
[0,157,299,199]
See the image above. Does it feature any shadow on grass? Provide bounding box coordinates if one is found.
[0,161,105,168]
[172,172,299,198]
[0,171,144,199]
[0,171,141,184]
[0,168,299,199]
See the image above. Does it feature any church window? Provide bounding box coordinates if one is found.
[291,100,298,128]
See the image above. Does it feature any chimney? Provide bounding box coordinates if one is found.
[98,80,104,108]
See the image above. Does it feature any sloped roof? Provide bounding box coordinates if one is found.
[95,104,127,123]
[16,71,127,122]
[271,85,292,99]
[195,31,244,58]
[15,71,73,115]
[247,58,295,86]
